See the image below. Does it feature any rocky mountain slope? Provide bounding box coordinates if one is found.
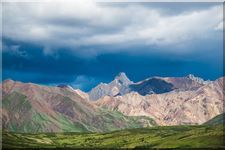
[1,79,156,133]
[89,73,211,100]
[88,72,133,100]
[95,77,224,125]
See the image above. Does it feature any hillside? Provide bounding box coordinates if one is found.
[1,79,156,133]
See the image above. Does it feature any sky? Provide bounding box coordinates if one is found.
[2,1,223,92]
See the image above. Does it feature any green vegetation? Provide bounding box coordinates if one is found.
[96,108,157,132]
[3,92,32,112]
[204,113,225,125]
[3,125,224,149]
[2,92,224,148]
[3,92,156,133]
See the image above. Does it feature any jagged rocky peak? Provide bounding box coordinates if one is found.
[114,72,133,85]
[186,74,210,84]
[88,72,133,100]
[187,74,198,80]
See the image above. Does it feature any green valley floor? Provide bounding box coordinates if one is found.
[2,125,224,149]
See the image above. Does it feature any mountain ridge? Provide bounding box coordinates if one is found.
[88,72,212,100]
[1,79,156,133]
[95,76,224,125]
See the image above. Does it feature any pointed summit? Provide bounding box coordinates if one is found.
[88,72,133,100]
[186,74,196,79]
[115,72,128,79]
[186,74,209,85]
[115,72,133,85]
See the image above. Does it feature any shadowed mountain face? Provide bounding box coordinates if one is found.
[1,80,156,133]
[88,72,210,100]
[129,78,174,95]
[204,113,225,125]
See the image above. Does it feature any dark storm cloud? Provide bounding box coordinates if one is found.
[2,2,223,91]
[3,35,223,92]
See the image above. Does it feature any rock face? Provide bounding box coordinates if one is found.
[95,77,224,126]
[88,72,133,100]
[89,73,210,100]
[161,74,211,91]
[1,79,156,133]
[58,84,90,100]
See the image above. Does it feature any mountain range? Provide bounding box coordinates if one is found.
[1,72,224,132]
[88,73,211,100]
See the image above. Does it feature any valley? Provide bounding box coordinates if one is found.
[3,125,224,149]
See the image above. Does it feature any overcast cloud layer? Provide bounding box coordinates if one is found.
[2,1,223,91]
[3,1,222,56]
